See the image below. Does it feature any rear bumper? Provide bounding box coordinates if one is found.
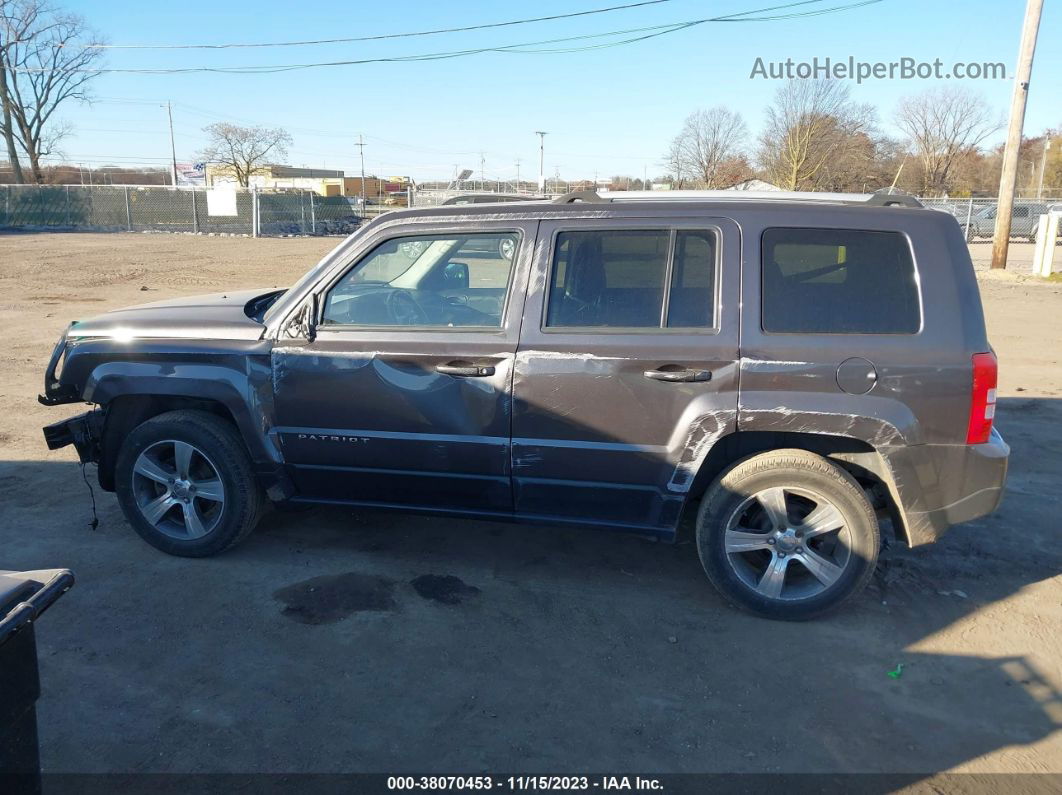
[889,428,1010,547]
[42,409,104,464]
[940,428,1009,524]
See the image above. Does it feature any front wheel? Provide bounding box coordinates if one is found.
[696,449,879,620]
[115,410,265,557]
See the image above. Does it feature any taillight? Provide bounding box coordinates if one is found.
[966,352,997,444]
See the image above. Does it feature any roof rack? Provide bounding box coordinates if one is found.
[553,189,608,204]
[552,188,923,208]
[440,193,545,205]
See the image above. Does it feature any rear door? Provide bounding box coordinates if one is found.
[510,217,741,534]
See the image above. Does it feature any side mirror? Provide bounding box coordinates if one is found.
[443,261,470,290]
[285,294,318,341]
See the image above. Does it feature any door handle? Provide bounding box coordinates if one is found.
[643,368,712,383]
[435,363,496,377]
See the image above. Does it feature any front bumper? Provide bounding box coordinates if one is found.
[42,410,104,464]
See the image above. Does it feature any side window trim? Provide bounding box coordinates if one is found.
[540,224,721,334]
[658,229,678,328]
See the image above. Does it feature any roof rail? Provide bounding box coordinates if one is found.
[440,193,542,205]
[865,189,923,208]
[553,189,608,204]
[554,188,924,208]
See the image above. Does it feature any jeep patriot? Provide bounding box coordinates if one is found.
[40,190,1009,619]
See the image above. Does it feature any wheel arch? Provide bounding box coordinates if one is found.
[97,395,249,491]
[682,430,911,546]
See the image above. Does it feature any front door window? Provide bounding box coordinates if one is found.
[321,232,519,328]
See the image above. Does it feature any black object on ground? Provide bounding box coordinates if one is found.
[0,569,75,795]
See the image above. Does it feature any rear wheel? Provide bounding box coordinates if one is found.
[696,449,879,620]
[115,410,264,557]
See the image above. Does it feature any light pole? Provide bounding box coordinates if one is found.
[356,134,366,207]
[1038,138,1051,199]
[535,131,547,193]
[165,101,178,188]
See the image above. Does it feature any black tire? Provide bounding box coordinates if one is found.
[115,409,265,557]
[696,449,879,621]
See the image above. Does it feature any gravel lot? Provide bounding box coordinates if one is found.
[1,232,1059,777]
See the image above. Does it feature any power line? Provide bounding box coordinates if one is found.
[19,0,884,75]
[85,0,673,49]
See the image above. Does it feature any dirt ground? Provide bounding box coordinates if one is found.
[0,232,1059,778]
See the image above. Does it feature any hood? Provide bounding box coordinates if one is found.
[66,289,274,342]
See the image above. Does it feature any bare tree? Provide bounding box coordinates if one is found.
[1,2,103,183]
[714,153,755,188]
[664,136,686,189]
[895,87,1000,196]
[666,107,748,188]
[201,123,293,187]
[758,79,874,191]
[0,0,43,183]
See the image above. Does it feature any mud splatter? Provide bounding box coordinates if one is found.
[410,574,481,605]
[274,572,396,624]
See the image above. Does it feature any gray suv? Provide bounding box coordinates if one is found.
[40,190,1009,620]
[966,201,1049,241]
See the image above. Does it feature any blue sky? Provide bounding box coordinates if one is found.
[55,0,1062,182]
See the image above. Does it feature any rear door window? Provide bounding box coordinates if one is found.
[761,228,920,334]
[546,229,716,329]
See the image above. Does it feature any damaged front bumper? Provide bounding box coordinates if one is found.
[38,326,81,406]
[42,409,104,464]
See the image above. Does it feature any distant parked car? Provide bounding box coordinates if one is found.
[966,202,1049,242]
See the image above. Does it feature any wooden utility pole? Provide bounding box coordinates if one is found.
[991,0,1044,270]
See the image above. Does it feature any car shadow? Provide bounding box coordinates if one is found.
[0,397,1059,778]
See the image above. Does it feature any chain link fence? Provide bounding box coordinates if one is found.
[0,184,370,237]
[2,185,1060,245]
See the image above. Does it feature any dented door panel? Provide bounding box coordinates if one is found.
[270,219,537,514]
[272,336,516,511]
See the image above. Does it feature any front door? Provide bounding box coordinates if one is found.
[271,220,536,515]
[510,217,741,534]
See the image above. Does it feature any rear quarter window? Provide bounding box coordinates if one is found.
[761,227,920,334]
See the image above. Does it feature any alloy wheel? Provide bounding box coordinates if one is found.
[131,440,226,540]
[723,486,852,601]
